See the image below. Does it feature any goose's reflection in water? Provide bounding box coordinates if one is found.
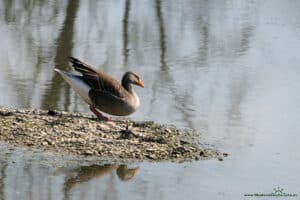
[53,164,140,193]
[116,165,140,181]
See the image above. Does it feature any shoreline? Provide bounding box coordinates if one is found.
[0,107,224,162]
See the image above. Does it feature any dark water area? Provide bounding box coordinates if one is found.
[0,0,300,199]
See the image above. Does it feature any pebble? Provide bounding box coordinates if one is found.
[84,150,93,155]
[42,142,48,146]
[223,153,229,157]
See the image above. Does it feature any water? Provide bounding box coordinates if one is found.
[0,0,300,199]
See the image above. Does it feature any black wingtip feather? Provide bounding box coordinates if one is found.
[68,56,98,75]
[69,56,81,65]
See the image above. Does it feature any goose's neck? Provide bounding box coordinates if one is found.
[122,80,134,94]
[122,80,140,107]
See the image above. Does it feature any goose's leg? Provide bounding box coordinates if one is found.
[89,105,111,121]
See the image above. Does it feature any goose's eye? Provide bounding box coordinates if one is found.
[135,75,140,81]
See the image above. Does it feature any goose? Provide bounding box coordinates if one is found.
[55,57,144,121]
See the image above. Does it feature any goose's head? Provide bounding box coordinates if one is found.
[122,72,144,89]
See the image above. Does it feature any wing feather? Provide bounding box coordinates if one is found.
[69,57,126,98]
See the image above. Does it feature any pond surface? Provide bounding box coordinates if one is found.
[0,0,300,199]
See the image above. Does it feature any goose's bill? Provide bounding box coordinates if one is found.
[131,166,140,176]
[136,80,145,88]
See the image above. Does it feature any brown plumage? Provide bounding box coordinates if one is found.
[55,57,144,121]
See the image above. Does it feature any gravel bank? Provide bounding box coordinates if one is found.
[0,107,224,162]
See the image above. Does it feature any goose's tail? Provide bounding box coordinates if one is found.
[54,68,92,105]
